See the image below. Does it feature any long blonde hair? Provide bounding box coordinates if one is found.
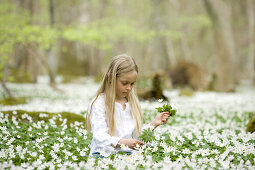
[86,54,143,136]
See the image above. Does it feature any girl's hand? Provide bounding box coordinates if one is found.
[150,112,170,128]
[117,139,144,150]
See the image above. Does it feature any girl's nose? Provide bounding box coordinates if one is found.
[126,85,132,91]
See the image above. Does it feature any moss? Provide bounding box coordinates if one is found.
[246,113,255,133]
[179,87,194,96]
[0,110,86,128]
[0,97,28,105]
[8,68,35,83]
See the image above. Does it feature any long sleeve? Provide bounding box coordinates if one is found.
[89,95,121,156]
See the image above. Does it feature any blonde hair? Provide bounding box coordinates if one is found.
[86,54,143,136]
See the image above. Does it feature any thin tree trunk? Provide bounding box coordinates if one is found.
[161,36,172,69]
[180,36,191,61]
[1,65,14,98]
[47,0,57,85]
[246,0,255,84]
[166,38,176,67]
[49,0,55,26]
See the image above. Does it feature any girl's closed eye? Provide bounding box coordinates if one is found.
[122,82,135,86]
[122,81,128,85]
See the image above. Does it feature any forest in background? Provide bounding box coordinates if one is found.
[0,0,254,93]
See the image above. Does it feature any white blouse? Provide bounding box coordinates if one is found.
[88,93,152,157]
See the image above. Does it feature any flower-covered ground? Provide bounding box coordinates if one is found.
[0,80,255,169]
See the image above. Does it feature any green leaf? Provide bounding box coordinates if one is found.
[155,103,177,117]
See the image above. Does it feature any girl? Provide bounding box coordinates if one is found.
[86,54,170,157]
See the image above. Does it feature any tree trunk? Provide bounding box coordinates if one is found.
[27,44,56,86]
[180,35,191,61]
[166,38,176,68]
[15,0,41,83]
[246,0,255,84]
[49,0,55,26]
[47,0,57,85]
[151,0,171,72]
[203,0,236,91]
[1,65,14,98]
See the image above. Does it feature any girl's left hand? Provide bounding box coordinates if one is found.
[150,112,170,129]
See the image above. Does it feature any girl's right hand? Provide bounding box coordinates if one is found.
[117,139,144,150]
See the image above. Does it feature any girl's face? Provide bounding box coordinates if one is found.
[116,70,137,100]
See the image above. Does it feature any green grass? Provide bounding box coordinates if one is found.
[0,97,28,105]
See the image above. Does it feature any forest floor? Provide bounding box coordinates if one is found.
[0,79,255,169]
